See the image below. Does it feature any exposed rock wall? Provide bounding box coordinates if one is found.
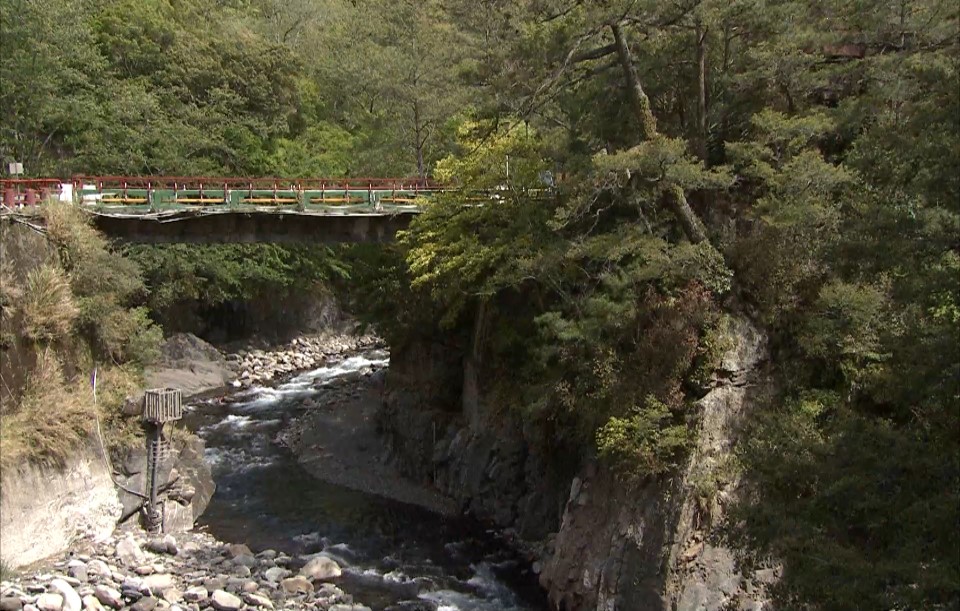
[538,315,772,610]
[378,337,572,539]
[0,444,122,568]
[380,312,773,610]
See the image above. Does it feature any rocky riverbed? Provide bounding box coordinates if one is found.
[0,527,380,611]
[227,334,381,388]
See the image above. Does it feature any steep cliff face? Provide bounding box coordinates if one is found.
[379,313,773,610]
[539,315,772,611]
[378,338,572,539]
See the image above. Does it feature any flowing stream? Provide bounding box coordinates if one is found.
[182,349,547,611]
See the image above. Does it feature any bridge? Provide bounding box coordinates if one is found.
[0,176,447,243]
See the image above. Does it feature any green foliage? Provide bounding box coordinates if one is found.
[126,243,349,328]
[42,202,160,367]
[596,395,693,480]
[20,264,79,343]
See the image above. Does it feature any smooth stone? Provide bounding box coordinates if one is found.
[299,557,341,581]
[93,586,122,610]
[50,580,82,611]
[261,568,289,584]
[80,595,103,611]
[279,577,312,595]
[35,594,62,611]
[129,598,158,611]
[231,556,257,568]
[115,538,146,567]
[134,567,154,577]
[0,598,23,611]
[241,593,272,609]
[232,566,250,579]
[181,587,207,603]
[240,583,257,594]
[159,589,181,606]
[226,545,253,560]
[208,591,241,611]
[66,567,87,583]
[141,575,174,593]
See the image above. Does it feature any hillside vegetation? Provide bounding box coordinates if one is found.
[2,0,958,609]
[0,206,159,470]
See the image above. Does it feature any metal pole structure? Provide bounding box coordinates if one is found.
[142,388,183,534]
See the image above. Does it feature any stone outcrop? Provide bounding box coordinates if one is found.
[144,334,235,399]
[377,337,571,540]
[0,445,122,569]
[380,310,774,610]
[537,315,772,610]
[114,432,215,533]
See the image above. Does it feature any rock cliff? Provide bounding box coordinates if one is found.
[378,313,773,610]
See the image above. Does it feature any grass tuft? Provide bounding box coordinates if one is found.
[20,264,78,343]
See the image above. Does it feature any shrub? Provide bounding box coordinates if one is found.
[596,395,692,480]
[20,264,78,343]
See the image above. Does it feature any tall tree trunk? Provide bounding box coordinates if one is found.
[611,22,657,141]
[610,22,708,244]
[696,22,709,159]
[413,101,426,179]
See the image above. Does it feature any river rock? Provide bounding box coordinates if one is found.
[224,545,252,559]
[160,589,182,605]
[182,587,207,604]
[0,597,23,611]
[35,594,62,611]
[50,579,81,611]
[279,577,313,595]
[115,538,146,567]
[93,586,122,610]
[299,557,341,581]
[261,568,289,584]
[329,606,371,611]
[232,566,251,579]
[241,593,273,609]
[209,590,241,611]
[231,555,257,568]
[141,575,174,593]
[80,595,103,611]
[133,566,154,576]
[129,597,157,611]
[145,536,178,556]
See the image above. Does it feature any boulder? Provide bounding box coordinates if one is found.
[0,598,23,611]
[115,537,146,567]
[35,594,62,611]
[49,580,81,611]
[92,586,122,610]
[128,598,157,611]
[80,596,103,611]
[279,577,313,595]
[141,575,174,594]
[209,590,241,611]
[224,544,252,559]
[241,593,273,609]
[261,567,289,583]
[299,557,341,581]
[182,587,207,604]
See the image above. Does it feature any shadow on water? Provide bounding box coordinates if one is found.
[182,353,549,611]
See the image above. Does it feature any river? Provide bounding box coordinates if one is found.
[182,349,548,611]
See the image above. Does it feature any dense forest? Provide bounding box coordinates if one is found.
[2,0,958,609]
